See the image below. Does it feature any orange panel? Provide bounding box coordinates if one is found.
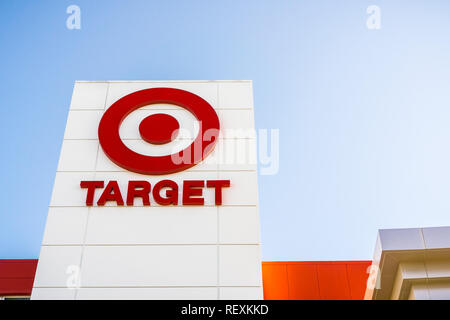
[317,264,352,299]
[286,264,320,300]
[261,263,289,300]
[346,262,371,300]
[263,261,371,300]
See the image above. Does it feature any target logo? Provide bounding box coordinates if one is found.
[81,87,230,207]
[98,87,220,175]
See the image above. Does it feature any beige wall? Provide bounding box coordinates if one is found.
[365,227,450,300]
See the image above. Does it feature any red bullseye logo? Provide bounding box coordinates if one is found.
[98,88,220,175]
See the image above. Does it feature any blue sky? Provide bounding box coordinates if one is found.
[1,0,450,260]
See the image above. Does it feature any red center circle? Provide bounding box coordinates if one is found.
[139,113,180,145]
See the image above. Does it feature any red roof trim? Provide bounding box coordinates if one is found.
[0,259,38,296]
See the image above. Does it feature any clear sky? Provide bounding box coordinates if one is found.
[1,0,450,260]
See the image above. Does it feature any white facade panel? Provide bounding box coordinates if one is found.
[219,207,260,244]
[219,287,263,300]
[50,172,95,207]
[218,139,257,171]
[218,82,254,109]
[80,245,218,287]
[219,171,259,206]
[31,288,77,300]
[33,246,82,287]
[77,287,218,300]
[85,206,217,245]
[63,110,103,140]
[219,245,262,286]
[42,208,88,245]
[57,140,98,172]
[70,82,108,110]
[219,109,255,138]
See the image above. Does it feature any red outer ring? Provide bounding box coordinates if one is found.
[98,88,220,175]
